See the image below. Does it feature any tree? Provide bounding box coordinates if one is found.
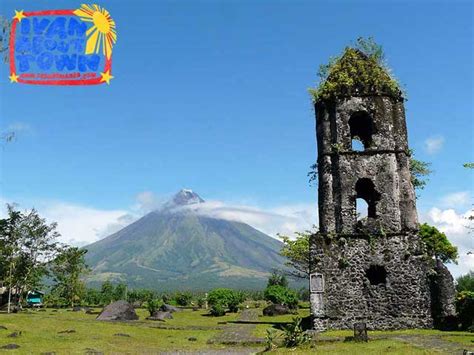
[0,205,60,311]
[267,270,289,288]
[100,281,114,305]
[113,282,127,301]
[419,223,458,264]
[279,230,313,279]
[409,155,432,192]
[456,271,474,292]
[50,247,90,307]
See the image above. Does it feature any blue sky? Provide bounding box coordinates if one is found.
[0,1,473,275]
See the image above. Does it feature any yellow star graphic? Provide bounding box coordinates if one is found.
[13,10,26,22]
[100,70,114,85]
[9,72,19,83]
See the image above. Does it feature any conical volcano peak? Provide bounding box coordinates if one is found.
[171,189,205,206]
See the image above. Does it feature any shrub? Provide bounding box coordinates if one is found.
[283,317,311,347]
[264,328,279,351]
[174,292,192,306]
[161,293,171,304]
[207,288,245,314]
[196,296,206,308]
[264,285,298,309]
[456,291,474,331]
[145,298,162,316]
[456,271,474,292]
[210,301,226,317]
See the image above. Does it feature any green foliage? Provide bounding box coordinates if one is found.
[419,223,458,264]
[207,288,244,314]
[50,247,90,307]
[456,291,474,331]
[282,317,311,347]
[264,285,298,309]
[196,296,206,308]
[100,281,114,305]
[463,163,474,169]
[310,37,402,103]
[267,270,288,288]
[174,291,193,306]
[127,289,154,305]
[0,204,60,309]
[264,328,279,351]
[145,298,163,316]
[113,283,127,301]
[209,301,226,317]
[456,271,474,292]
[279,230,313,279]
[409,153,432,192]
[338,258,350,269]
[83,288,102,306]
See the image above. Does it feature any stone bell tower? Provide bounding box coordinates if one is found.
[310,48,433,330]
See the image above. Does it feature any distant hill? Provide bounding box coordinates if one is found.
[84,190,289,290]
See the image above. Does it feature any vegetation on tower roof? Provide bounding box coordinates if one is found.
[310,37,404,103]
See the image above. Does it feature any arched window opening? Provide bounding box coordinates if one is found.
[366,265,387,285]
[355,178,380,219]
[349,111,373,150]
[352,139,365,151]
[356,198,368,221]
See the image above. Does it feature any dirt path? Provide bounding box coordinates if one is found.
[391,334,473,354]
[161,311,265,355]
[207,309,264,346]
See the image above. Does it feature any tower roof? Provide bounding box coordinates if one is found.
[312,48,403,102]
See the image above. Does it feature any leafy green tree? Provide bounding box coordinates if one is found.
[267,270,288,288]
[113,283,127,301]
[456,291,474,330]
[264,285,298,309]
[0,204,60,311]
[279,231,313,279]
[83,288,102,306]
[100,281,114,305]
[50,247,90,307]
[456,271,474,292]
[174,291,192,306]
[207,288,244,314]
[409,154,432,192]
[145,298,162,316]
[419,223,458,264]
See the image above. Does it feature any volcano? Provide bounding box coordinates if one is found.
[84,190,286,290]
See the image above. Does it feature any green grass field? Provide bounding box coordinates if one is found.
[0,308,472,354]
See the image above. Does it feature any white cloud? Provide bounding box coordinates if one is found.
[0,193,317,248]
[7,122,32,133]
[0,199,136,247]
[422,206,474,278]
[41,202,136,246]
[440,191,471,208]
[133,191,160,212]
[424,135,445,154]
[179,200,317,238]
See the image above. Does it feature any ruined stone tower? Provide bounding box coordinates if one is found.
[310,48,433,330]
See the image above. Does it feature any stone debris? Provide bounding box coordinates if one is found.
[147,311,173,321]
[96,300,139,321]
